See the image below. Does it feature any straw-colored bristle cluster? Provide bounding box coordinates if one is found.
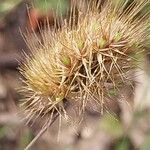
[20,0,150,123]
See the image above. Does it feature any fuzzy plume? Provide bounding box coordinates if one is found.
[20,0,150,123]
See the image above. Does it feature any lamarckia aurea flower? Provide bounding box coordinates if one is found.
[20,0,150,124]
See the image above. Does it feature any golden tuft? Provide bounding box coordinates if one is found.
[20,0,150,123]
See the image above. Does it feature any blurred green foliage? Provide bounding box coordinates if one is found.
[100,114,123,137]
[115,137,132,150]
[33,0,69,15]
[0,0,69,19]
[140,134,150,150]
[0,0,149,18]
[20,129,33,149]
[0,0,21,18]
[0,126,7,139]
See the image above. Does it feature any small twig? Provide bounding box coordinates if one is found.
[24,99,69,150]
[24,112,59,150]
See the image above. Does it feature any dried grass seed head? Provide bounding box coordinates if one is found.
[20,0,150,122]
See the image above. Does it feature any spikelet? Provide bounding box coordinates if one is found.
[20,0,150,124]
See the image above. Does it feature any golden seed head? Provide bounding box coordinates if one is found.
[20,0,150,122]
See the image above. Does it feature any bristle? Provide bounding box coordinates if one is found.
[20,0,150,124]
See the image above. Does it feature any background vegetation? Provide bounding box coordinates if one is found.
[0,0,150,150]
